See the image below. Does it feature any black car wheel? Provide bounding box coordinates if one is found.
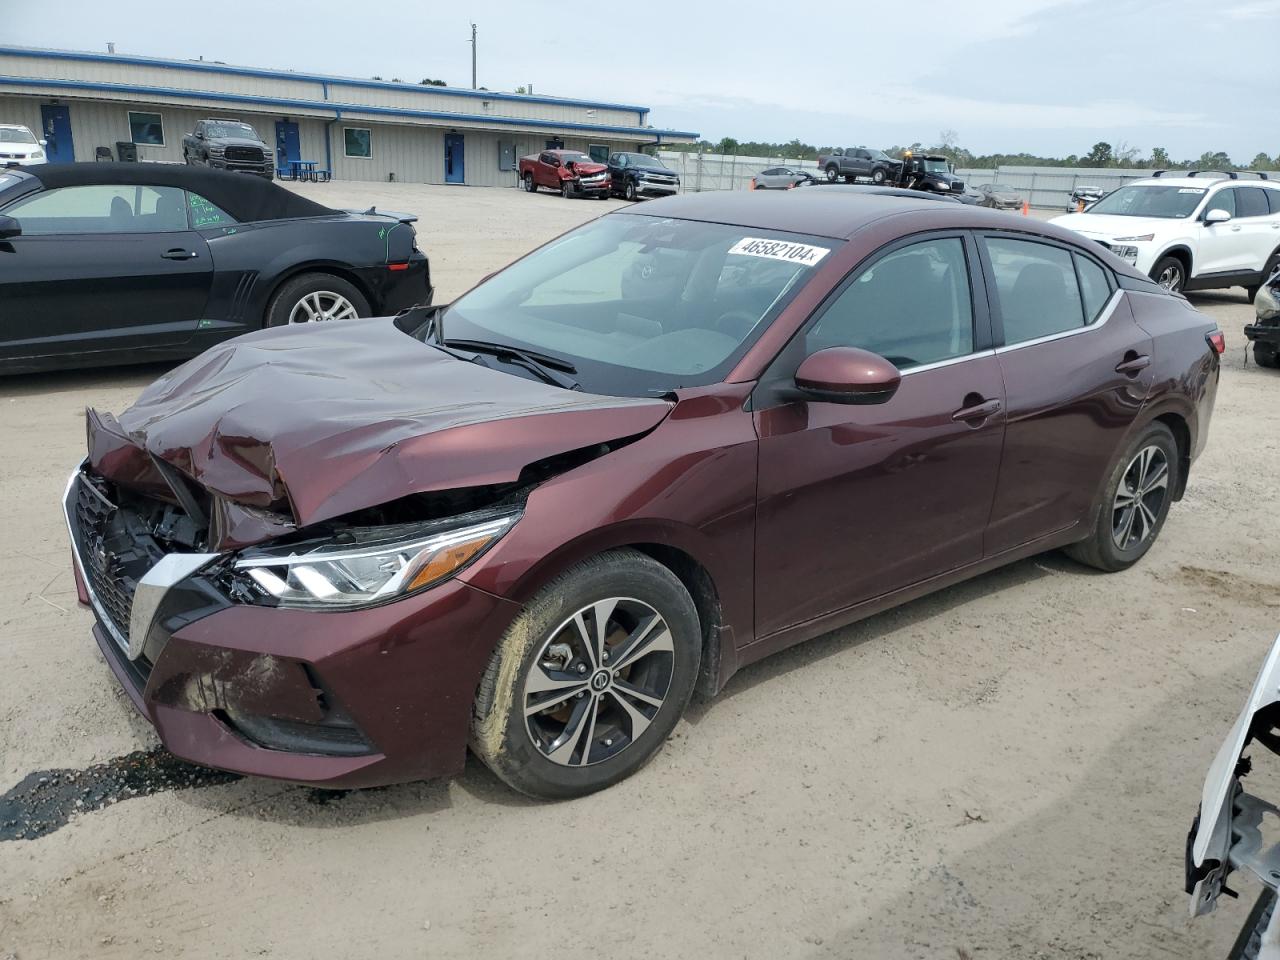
[266,272,370,328]
[471,549,700,799]
[524,172,536,193]
[1151,256,1186,293]
[1254,343,1279,368]
[1064,421,1178,572]
[872,168,886,184]
[625,180,638,202]
[825,165,839,182]
[562,181,574,199]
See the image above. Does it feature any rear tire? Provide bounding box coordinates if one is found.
[1064,422,1179,572]
[265,272,370,328]
[1254,343,1280,368]
[471,549,700,799]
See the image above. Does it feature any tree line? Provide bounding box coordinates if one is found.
[664,134,1277,171]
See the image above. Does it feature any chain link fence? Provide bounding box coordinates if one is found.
[656,152,1280,210]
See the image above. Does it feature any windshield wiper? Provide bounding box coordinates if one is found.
[443,338,581,391]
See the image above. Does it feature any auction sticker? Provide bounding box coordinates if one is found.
[1178,188,1206,194]
[729,237,830,266]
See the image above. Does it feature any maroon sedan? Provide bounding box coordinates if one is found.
[64,189,1221,798]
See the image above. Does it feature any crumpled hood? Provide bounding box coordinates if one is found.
[565,160,608,175]
[87,319,673,546]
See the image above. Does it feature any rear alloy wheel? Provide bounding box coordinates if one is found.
[524,172,536,193]
[1151,256,1186,293]
[266,272,370,328]
[471,549,700,799]
[1065,422,1178,572]
[1254,343,1280,368]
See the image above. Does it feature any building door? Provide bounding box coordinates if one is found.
[39,105,74,163]
[274,120,300,173]
[444,134,465,183]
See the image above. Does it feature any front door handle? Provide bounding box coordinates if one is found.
[1115,354,1151,374]
[952,397,1001,422]
[161,248,197,260]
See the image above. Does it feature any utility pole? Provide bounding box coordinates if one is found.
[469,23,477,90]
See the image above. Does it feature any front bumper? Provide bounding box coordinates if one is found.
[635,179,679,196]
[206,157,274,178]
[570,176,610,195]
[1245,323,1280,347]
[65,468,520,788]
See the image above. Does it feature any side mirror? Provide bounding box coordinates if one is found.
[0,215,21,239]
[38,139,47,147]
[1204,208,1232,224]
[795,347,901,405]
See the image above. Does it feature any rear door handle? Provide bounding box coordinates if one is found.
[1115,354,1151,374]
[952,398,1001,422]
[161,248,197,260]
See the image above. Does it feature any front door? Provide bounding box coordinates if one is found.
[444,134,465,183]
[39,105,74,163]
[753,233,1006,637]
[979,233,1154,554]
[0,183,213,363]
[274,120,300,173]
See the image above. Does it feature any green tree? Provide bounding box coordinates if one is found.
[1195,151,1233,170]
[717,137,739,154]
[1149,146,1171,168]
[1084,142,1113,167]
[1250,152,1274,170]
[419,78,447,86]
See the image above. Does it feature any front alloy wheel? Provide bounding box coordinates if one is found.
[1152,257,1185,293]
[471,549,700,798]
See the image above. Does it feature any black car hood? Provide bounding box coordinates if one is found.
[86,319,673,548]
[625,164,677,177]
[210,137,268,149]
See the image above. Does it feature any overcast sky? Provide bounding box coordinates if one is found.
[7,0,1278,161]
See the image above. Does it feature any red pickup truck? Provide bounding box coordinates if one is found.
[519,150,611,199]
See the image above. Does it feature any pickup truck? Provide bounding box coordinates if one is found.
[608,151,681,201]
[816,147,903,184]
[183,119,274,180]
[518,150,611,199]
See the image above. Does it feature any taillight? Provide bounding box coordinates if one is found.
[1206,330,1225,354]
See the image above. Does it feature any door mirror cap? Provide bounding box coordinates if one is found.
[0,215,21,239]
[38,138,47,147]
[1204,208,1232,224]
[795,347,901,405]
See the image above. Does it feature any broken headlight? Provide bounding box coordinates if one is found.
[231,511,518,609]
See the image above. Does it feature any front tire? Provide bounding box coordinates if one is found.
[265,272,370,328]
[471,549,700,799]
[562,181,575,199]
[624,180,638,202]
[524,172,536,193]
[1151,255,1186,293]
[1064,422,1179,572]
[872,168,886,184]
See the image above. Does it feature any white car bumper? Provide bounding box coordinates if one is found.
[0,154,46,167]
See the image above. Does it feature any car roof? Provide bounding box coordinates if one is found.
[1127,176,1277,190]
[15,162,336,222]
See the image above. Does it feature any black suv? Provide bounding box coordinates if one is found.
[183,119,274,180]
[901,154,966,195]
[608,152,681,201]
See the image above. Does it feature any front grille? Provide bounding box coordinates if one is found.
[224,145,264,163]
[74,476,134,644]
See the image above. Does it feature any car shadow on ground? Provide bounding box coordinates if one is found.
[2,362,177,397]
[684,550,1098,722]
[810,659,1261,960]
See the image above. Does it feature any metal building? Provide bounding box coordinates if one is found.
[0,46,698,185]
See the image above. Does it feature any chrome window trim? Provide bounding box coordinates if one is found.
[898,349,995,377]
[994,288,1124,355]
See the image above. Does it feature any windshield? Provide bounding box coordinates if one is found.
[438,214,839,396]
[622,153,666,168]
[868,150,891,162]
[990,184,1015,192]
[0,127,36,144]
[1086,184,1207,218]
[206,122,258,139]
[922,159,949,173]
[559,152,592,164]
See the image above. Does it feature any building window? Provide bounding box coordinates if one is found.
[588,144,609,163]
[344,127,372,159]
[128,111,165,146]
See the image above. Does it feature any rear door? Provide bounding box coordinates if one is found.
[0,183,213,362]
[980,234,1155,555]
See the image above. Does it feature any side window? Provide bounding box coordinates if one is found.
[1206,189,1235,218]
[986,237,1084,344]
[6,184,188,235]
[1267,189,1280,215]
[1235,187,1269,219]
[807,237,974,369]
[761,168,779,176]
[187,192,237,228]
[1075,254,1113,323]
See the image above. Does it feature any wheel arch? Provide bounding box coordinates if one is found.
[1151,409,1192,501]
[259,262,375,327]
[1154,244,1193,279]
[492,521,740,698]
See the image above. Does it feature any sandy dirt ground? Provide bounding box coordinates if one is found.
[1,182,1278,959]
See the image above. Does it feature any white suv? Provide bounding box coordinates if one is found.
[1051,173,1280,299]
[0,124,46,167]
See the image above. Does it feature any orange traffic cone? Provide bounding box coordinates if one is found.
[1021,200,1030,216]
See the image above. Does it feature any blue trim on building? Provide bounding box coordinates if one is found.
[0,46,653,119]
[0,76,699,139]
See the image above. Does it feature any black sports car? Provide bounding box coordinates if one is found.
[0,164,431,374]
